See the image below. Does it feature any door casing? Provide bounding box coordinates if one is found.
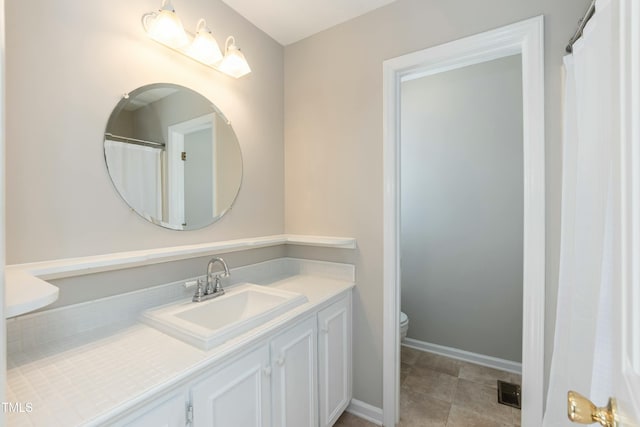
[382,16,546,426]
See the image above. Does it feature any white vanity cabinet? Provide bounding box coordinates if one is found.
[110,290,352,427]
[318,294,352,427]
[191,346,272,426]
[191,316,318,427]
[270,315,318,427]
[112,389,189,427]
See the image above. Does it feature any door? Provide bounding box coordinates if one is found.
[191,345,271,427]
[559,0,640,424]
[318,295,352,427]
[117,391,187,427]
[167,113,215,228]
[270,316,318,427]
[382,16,546,427]
[566,65,640,424]
[611,0,640,423]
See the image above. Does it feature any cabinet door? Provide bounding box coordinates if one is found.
[270,316,318,427]
[318,294,352,427]
[191,345,271,427]
[116,391,187,427]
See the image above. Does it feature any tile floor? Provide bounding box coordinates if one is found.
[335,346,522,427]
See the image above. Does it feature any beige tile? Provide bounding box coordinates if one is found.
[401,361,413,375]
[401,346,422,365]
[414,352,461,377]
[453,379,513,425]
[458,362,516,388]
[508,373,522,386]
[402,366,458,403]
[334,411,379,427]
[399,388,450,427]
[401,363,411,385]
[397,353,523,427]
[446,404,511,427]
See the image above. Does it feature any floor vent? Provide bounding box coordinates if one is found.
[497,380,521,409]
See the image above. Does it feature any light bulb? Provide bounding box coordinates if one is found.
[142,0,189,49]
[186,19,223,65]
[218,37,251,78]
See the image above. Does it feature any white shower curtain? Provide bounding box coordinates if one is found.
[104,140,163,221]
[543,0,616,424]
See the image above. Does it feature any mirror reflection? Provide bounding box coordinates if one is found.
[104,83,242,230]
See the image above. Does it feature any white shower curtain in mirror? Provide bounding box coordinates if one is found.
[104,140,163,221]
[543,0,616,425]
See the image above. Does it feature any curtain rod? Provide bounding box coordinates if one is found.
[104,132,166,149]
[566,0,596,53]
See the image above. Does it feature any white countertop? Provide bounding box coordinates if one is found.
[7,275,354,427]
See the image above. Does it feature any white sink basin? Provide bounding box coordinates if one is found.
[141,283,308,350]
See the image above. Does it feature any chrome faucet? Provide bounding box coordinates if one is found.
[192,257,230,302]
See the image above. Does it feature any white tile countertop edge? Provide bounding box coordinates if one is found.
[5,234,357,318]
[7,264,354,426]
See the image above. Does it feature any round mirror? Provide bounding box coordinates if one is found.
[104,83,242,230]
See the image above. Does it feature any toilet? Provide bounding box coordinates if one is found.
[400,311,409,341]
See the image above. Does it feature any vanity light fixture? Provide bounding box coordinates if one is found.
[142,0,251,78]
[217,37,252,78]
[141,0,189,49]
[187,19,223,65]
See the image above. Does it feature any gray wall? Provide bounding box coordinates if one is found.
[45,246,287,310]
[400,55,523,363]
[129,90,242,223]
[130,89,213,145]
[0,0,6,409]
[6,0,284,264]
[215,114,243,216]
[4,0,591,413]
[284,0,590,408]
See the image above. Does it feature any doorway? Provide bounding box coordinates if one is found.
[167,113,216,228]
[400,52,524,363]
[382,16,545,426]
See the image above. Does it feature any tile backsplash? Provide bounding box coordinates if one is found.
[7,257,355,356]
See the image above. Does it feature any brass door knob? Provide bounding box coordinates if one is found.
[568,390,618,427]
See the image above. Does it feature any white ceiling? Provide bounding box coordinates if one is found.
[123,87,179,111]
[221,0,397,46]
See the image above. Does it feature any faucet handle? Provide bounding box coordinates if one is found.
[184,280,198,289]
[194,279,205,298]
[213,275,225,293]
[213,274,226,295]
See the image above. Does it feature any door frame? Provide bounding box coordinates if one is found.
[166,113,215,227]
[617,0,640,418]
[382,16,545,426]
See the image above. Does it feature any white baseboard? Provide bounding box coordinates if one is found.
[402,338,522,374]
[346,399,383,426]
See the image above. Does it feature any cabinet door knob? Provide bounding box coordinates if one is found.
[320,327,329,334]
[263,366,272,377]
[277,356,285,366]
